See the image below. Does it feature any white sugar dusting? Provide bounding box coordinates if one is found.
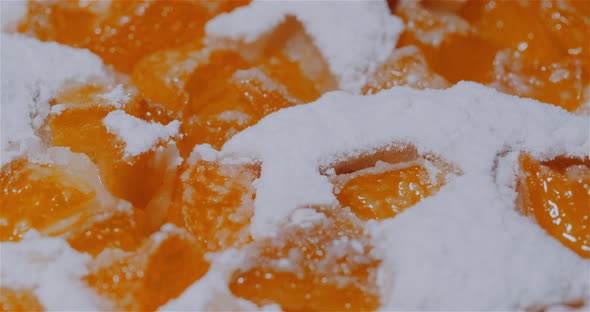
[206,0,403,92]
[222,82,589,309]
[0,0,27,32]
[1,34,106,166]
[0,233,102,310]
[102,110,180,158]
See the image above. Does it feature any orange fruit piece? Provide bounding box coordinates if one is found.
[169,156,259,252]
[179,52,301,153]
[19,0,248,73]
[229,206,380,311]
[0,288,44,312]
[49,83,178,216]
[85,225,209,310]
[395,0,497,84]
[491,50,585,112]
[0,148,147,255]
[333,158,452,220]
[362,45,449,94]
[517,153,590,258]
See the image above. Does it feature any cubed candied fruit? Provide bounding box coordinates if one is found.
[85,225,208,311]
[0,288,44,312]
[393,0,590,111]
[169,154,259,252]
[179,57,301,153]
[362,45,449,94]
[18,0,249,72]
[49,83,178,214]
[395,0,498,84]
[329,147,457,220]
[229,206,380,311]
[517,153,590,258]
[0,148,147,255]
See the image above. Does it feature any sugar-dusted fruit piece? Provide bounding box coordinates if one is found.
[0,287,44,312]
[49,83,179,218]
[180,58,300,153]
[85,224,209,311]
[0,148,147,255]
[169,150,259,252]
[19,0,249,72]
[229,206,380,311]
[394,0,497,84]
[491,50,585,112]
[329,148,456,221]
[517,153,590,258]
[362,45,449,94]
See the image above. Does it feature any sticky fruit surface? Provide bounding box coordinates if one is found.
[229,206,381,312]
[85,225,209,310]
[518,153,590,258]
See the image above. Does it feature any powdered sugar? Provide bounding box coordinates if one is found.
[0,34,106,166]
[0,233,102,310]
[222,82,589,308]
[206,0,403,92]
[102,110,180,158]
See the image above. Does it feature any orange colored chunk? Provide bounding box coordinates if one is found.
[170,156,258,252]
[19,0,248,72]
[0,288,44,312]
[0,149,147,255]
[229,206,380,311]
[179,55,301,153]
[518,153,590,258]
[49,83,178,213]
[85,225,209,310]
[333,157,453,220]
[363,45,449,94]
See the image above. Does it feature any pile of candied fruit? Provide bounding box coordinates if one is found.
[1,0,589,311]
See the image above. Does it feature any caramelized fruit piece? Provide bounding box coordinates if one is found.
[229,206,380,311]
[170,155,259,252]
[0,148,146,255]
[517,153,590,258]
[85,225,209,310]
[49,83,178,213]
[491,50,585,112]
[333,159,451,220]
[180,60,300,153]
[363,45,449,94]
[395,0,497,83]
[19,0,248,72]
[0,288,44,312]
[131,42,205,113]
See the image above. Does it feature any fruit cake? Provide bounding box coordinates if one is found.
[0,0,588,311]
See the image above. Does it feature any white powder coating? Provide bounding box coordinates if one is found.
[0,233,102,310]
[0,34,106,166]
[222,82,589,309]
[206,0,403,92]
[102,110,180,158]
[0,0,27,32]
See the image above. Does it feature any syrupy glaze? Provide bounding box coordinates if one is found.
[2,0,589,310]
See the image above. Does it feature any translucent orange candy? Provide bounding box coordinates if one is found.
[229,206,381,311]
[333,158,453,220]
[49,83,178,218]
[175,50,315,153]
[393,0,590,111]
[0,288,44,312]
[18,0,249,72]
[169,157,259,252]
[0,148,147,256]
[85,225,209,310]
[518,153,590,258]
[362,45,449,94]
